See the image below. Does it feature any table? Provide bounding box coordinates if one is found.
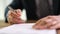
[0,20,60,34]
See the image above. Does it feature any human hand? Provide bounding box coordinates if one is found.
[33,15,60,29]
[7,9,24,24]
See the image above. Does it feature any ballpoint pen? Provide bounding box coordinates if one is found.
[8,6,17,13]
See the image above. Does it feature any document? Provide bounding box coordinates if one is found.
[0,23,57,34]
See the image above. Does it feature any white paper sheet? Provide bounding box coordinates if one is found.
[0,23,57,34]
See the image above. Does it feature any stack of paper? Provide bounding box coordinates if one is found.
[0,23,57,34]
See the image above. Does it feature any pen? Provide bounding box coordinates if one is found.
[8,6,14,10]
[8,6,17,13]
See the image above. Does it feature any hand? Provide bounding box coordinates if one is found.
[33,15,60,29]
[7,9,24,24]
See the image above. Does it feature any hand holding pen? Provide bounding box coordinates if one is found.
[7,6,24,24]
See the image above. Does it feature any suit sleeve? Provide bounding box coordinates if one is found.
[4,0,23,22]
[53,0,60,15]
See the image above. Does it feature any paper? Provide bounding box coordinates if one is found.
[0,23,56,34]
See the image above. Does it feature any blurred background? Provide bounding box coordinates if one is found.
[0,0,13,28]
[0,0,13,20]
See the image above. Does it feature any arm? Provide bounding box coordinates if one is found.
[4,0,23,23]
[53,0,59,15]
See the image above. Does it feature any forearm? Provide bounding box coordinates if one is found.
[4,7,10,23]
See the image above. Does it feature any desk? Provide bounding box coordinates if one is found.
[0,20,60,34]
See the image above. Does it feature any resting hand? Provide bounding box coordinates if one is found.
[33,15,60,29]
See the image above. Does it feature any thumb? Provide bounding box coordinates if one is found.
[16,9,22,16]
[50,23,60,29]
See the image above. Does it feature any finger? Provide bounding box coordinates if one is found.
[45,19,57,25]
[7,10,13,16]
[14,17,21,20]
[16,9,21,14]
[51,21,57,25]
[41,19,53,28]
[11,13,18,18]
[11,11,20,17]
[13,18,20,21]
[12,11,19,16]
[38,25,48,29]
[9,9,21,17]
[15,9,21,16]
[45,20,57,28]
[44,19,52,23]
[34,25,48,29]
[12,18,24,23]
[47,16,57,20]
[33,21,48,29]
[50,23,60,29]
[15,20,24,23]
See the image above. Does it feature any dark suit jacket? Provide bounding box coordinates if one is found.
[5,0,60,22]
